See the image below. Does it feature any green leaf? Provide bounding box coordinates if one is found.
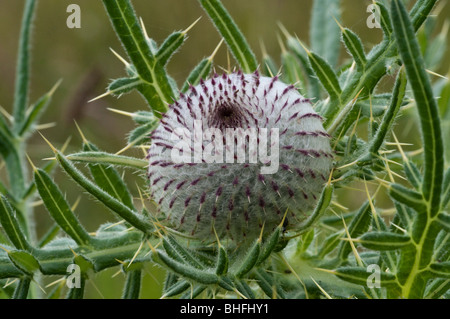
[162,279,191,298]
[108,77,144,97]
[0,195,31,251]
[359,232,411,251]
[54,150,152,234]
[341,28,366,70]
[442,168,450,210]
[310,0,341,68]
[308,51,341,101]
[156,31,186,67]
[122,270,142,299]
[296,184,334,233]
[156,251,219,285]
[67,151,148,170]
[235,279,255,299]
[34,168,93,246]
[162,236,206,270]
[254,268,286,299]
[235,239,260,278]
[424,278,450,299]
[102,0,174,114]
[389,183,427,213]
[128,121,159,147]
[8,250,40,276]
[18,79,61,136]
[83,142,135,211]
[12,0,36,131]
[375,2,393,37]
[437,214,450,232]
[391,0,444,216]
[257,227,281,265]
[12,277,31,299]
[215,246,228,276]
[364,69,407,158]
[181,58,212,93]
[38,224,60,248]
[198,0,258,73]
[429,262,450,279]
[131,111,156,125]
[333,266,398,287]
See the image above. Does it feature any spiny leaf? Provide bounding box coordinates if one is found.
[67,151,148,170]
[391,0,444,216]
[12,0,36,131]
[389,183,427,213]
[83,142,135,210]
[34,168,93,246]
[102,0,174,114]
[18,79,61,136]
[359,232,411,251]
[198,0,258,73]
[122,269,142,299]
[107,77,144,97]
[332,266,398,287]
[156,251,219,285]
[308,51,342,101]
[0,195,32,251]
[53,149,152,234]
[8,250,40,276]
[341,28,366,71]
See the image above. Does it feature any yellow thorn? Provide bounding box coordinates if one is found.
[310,276,332,299]
[38,132,58,153]
[233,287,248,299]
[103,220,126,230]
[127,240,145,269]
[88,91,112,103]
[341,215,363,267]
[276,33,287,53]
[146,240,158,255]
[115,258,126,265]
[107,108,135,118]
[363,178,381,230]
[182,16,202,35]
[139,17,151,41]
[68,245,78,258]
[336,160,358,170]
[331,201,348,211]
[48,79,63,97]
[74,120,88,144]
[279,254,309,299]
[71,196,82,211]
[0,105,13,122]
[426,69,448,80]
[109,47,130,68]
[45,277,65,288]
[332,16,345,32]
[111,269,123,278]
[3,278,18,289]
[35,122,57,131]
[277,21,291,40]
[208,38,224,62]
[0,245,10,253]
[258,222,265,243]
[26,154,38,172]
[314,267,337,275]
[279,208,289,229]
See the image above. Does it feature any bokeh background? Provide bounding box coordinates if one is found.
[0,0,448,298]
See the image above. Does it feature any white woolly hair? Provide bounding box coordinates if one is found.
[148,71,333,242]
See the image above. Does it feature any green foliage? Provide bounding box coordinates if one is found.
[0,0,448,299]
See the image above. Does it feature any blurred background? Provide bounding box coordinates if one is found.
[0,0,448,298]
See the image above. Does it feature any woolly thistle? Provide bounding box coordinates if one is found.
[147,71,333,243]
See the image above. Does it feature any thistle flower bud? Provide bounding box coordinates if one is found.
[148,71,332,243]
